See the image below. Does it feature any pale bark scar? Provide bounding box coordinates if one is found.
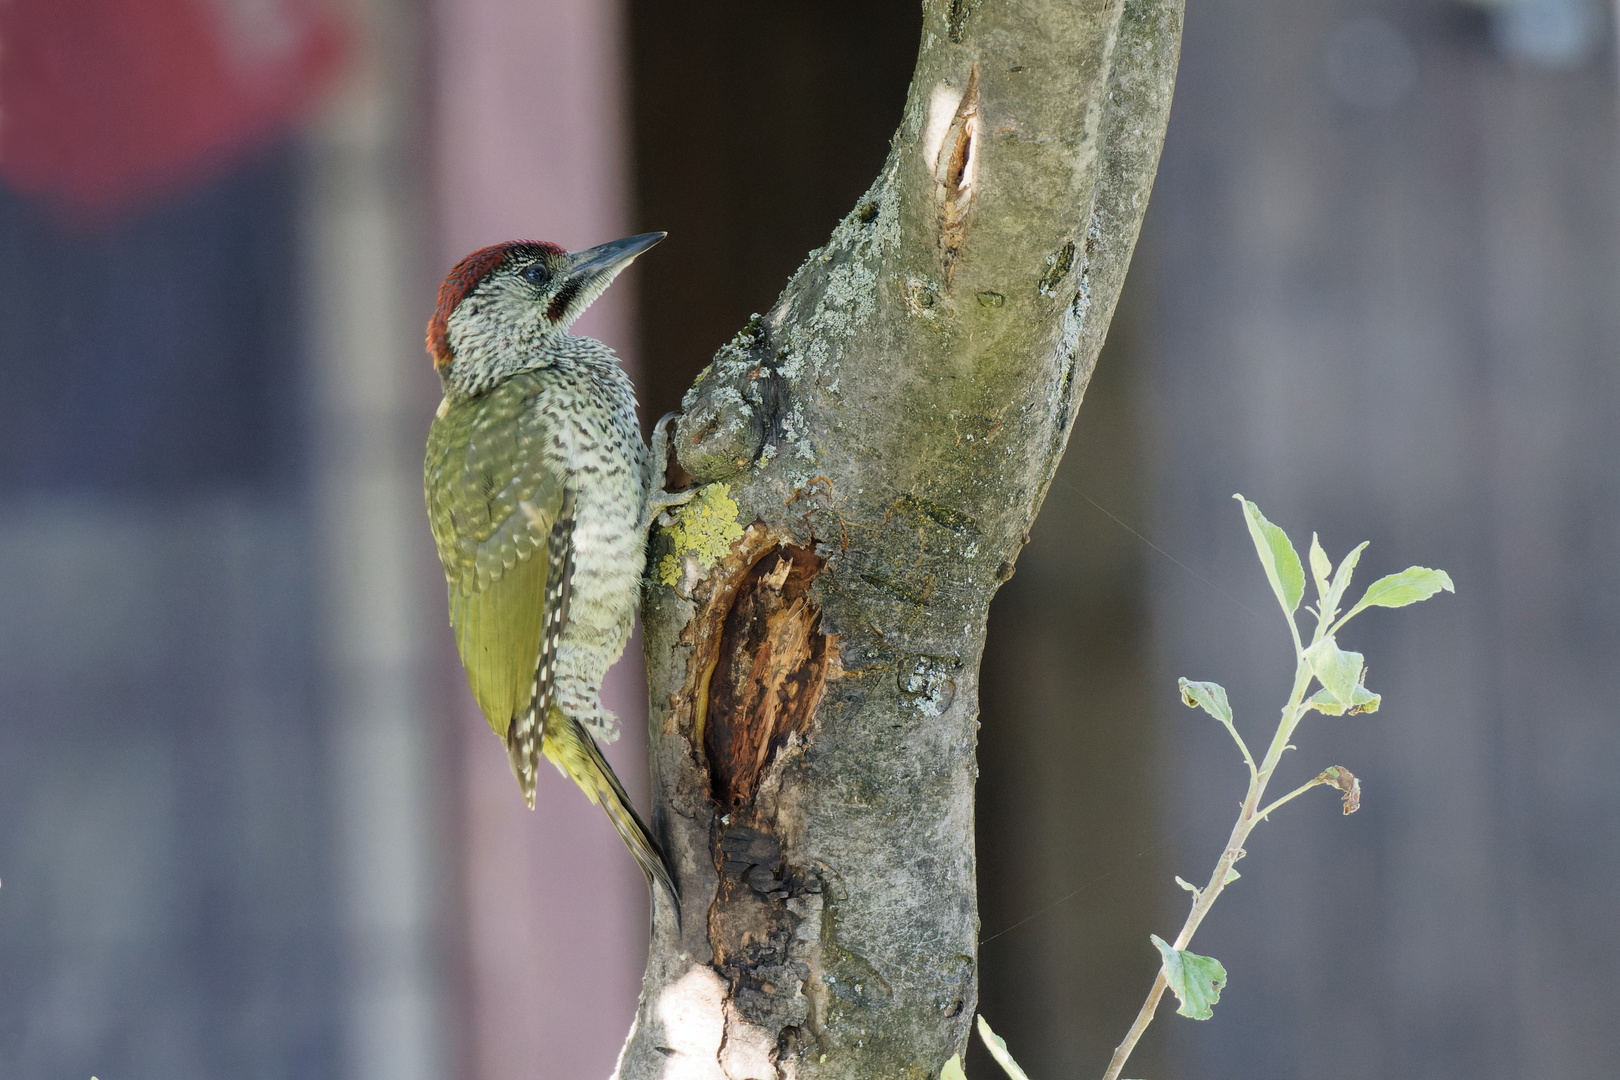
[932,64,981,284]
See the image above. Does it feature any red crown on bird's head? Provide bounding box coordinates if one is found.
[426,240,565,370]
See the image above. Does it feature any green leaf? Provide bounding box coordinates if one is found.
[1178,678,1232,725]
[1346,684,1380,713]
[1302,638,1381,715]
[1324,541,1369,618]
[975,1016,1032,1080]
[1303,637,1364,702]
[1309,533,1332,605]
[1306,688,1347,716]
[941,1053,968,1080]
[1151,935,1228,1020]
[1306,685,1380,716]
[1175,875,1201,895]
[1234,495,1305,617]
[1222,866,1241,885]
[1178,677,1254,766]
[1343,566,1455,621]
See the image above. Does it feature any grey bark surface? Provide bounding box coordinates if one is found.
[616,3,1182,1077]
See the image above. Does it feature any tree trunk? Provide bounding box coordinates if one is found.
[617,3,1182,1077]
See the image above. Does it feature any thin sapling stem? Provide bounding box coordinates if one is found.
[1096,498,1452,1080]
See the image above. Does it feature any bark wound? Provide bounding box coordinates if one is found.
[934,64,980,284]
[692,541,833,1073]
[704,542,830,810]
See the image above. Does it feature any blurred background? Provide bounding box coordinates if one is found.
[0,0,1615,1078]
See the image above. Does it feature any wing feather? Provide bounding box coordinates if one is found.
[450,553,549,733]
[425,375,566,738]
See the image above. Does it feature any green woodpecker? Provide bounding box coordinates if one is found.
[423,232,682,911]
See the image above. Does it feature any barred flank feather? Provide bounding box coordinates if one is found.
[539,487,576,718]
[507,489,578,807]
[506,713,540,809]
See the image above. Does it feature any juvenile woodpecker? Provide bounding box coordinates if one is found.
[423,232,680,910]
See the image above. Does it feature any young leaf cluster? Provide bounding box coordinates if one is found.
[945,497,1452,1080]
[1096,495,1452,1080]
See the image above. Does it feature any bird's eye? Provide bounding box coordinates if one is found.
[522,261,552,288]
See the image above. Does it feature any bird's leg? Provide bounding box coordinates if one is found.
[640,411,698,534]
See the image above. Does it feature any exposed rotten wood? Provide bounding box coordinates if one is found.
[703,543,830,811]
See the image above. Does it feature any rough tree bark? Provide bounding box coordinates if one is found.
[616,3,1181,1077]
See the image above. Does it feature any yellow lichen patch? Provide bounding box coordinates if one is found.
[657,483,747,586]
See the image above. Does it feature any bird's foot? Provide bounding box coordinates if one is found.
[640,485,698,535]
[642,412,698,534]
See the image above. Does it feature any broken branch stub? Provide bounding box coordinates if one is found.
[620,2,1183,1077]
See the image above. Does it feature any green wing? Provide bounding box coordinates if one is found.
[424,375,564,737]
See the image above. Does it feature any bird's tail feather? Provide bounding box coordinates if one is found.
[543,706,680,922]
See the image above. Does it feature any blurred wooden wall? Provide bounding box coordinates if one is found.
[975,298,1166,1079]
[1143,2,1620,1077]
[0,151,345,1080]
[627,1,922,421]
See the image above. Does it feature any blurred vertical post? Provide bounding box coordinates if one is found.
[975,306,1165,1079]
[430,0,650,1077]
[305,2,449,1079]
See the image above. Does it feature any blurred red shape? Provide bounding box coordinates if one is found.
[0,0,349,224]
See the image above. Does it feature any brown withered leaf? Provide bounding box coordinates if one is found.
[1317,766,1361,815]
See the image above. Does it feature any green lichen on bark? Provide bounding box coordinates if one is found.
[655,483,746,586]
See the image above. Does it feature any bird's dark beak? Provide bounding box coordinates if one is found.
[566,231,666,283]
[547,232,665,326]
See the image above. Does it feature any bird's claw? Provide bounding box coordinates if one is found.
[642,411,697,534]
[641,485,698,535]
